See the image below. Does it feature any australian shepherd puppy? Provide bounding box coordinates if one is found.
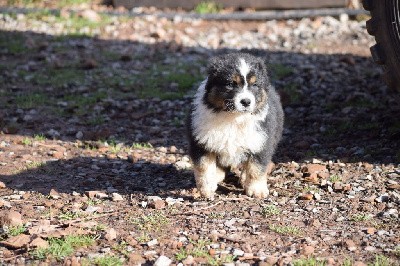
[187,53,284,199]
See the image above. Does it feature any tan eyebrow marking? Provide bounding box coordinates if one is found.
[248,75,257,85]
[232,74,242,85]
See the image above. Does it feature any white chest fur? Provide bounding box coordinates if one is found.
[192,81,268,168]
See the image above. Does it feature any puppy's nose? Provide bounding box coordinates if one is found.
[240,98,251,107]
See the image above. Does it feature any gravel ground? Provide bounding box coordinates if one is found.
[0,4,399,266]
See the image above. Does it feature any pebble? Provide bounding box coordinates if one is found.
[233,249,245,256]
[0,210,23,226]
[105,228,117,241]
[112,193,124,201]
[147,239,158,247]
[154,255,172,266]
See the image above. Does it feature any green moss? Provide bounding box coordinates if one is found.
[194,1,222,14]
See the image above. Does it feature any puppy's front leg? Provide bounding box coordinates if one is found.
[193,153,225,199]
[241,159,270,199]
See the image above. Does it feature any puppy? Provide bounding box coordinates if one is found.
[187,53,284,199]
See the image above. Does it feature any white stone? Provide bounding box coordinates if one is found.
[154,255,172,266]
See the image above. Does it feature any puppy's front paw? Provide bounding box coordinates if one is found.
[198,185,217,200]
[244,179,269,199]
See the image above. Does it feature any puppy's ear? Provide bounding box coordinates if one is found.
[256,59,270,85]
[255,59,267,74]
[207,56,221,77]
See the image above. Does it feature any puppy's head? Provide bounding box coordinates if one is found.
[203,53,269,114]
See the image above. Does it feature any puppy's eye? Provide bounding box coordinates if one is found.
[248,75,257,85]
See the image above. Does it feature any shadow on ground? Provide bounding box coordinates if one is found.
[1,27,400,195]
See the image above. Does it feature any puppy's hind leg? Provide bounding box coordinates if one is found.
[193,153,225,199]
[242,159,270,199]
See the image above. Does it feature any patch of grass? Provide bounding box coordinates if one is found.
[270,63,294,79]
[194,1,222,14]
[282,83,302,104]
[269,224,301,235]
[352,212,371,222]
[93,255,123,266]
[342,258,353,266]
[175,248,188,261]
[175,238,235,265]
[131,142,153,149]
[7,225,27,236]
[88,115,105,126]
[112,241,130,257]
[368,255,393,266]
[208,212,224,219]
[21,137,32,146]
[14,92,49,109]
[31,235,95,261]
[63,90,107,115]
[0,32,29,54]
[87,198,102,206]
[329,175,342,182]
[351,212,372,222]
[129,211,170,233]
[58,211,84,220]
[136,232,151,243]
[208,254,235,266]
[261,205,281,216]
[26,161,44,169]
[34,133,46,141]
[293,257,326,266]
[33,67,85,87]
[133,63,203,100]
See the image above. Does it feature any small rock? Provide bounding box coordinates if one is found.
[264,256,279,265]
[182,255,195,265]
[0,210,23,226]
[105,228,117,241]
[233,249,245,256]
[49,188,60,199]
[333,182,343,191]
[326,258,335,265]
[377,230,387,236]
[129,253,146,265]
[47,129,60,138]
[344,239,357,251]
[0,181,6,188]
[1,234,30,248]
[96,192,109,199]
[112,193,124,201]
[382,208,398,217]
[299,193,313,200]
[147,239,158,247]
[154,255,172,266]
[85,191,99,199]
[365,246,376,252]
[150,199,166,210]
[366,227,375,234]
[175,160,192,170]
[76,131,83,139]
[302,164,327,174]
[301,245,315,256]
[30,237,49,249]
[78,9,101,22]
